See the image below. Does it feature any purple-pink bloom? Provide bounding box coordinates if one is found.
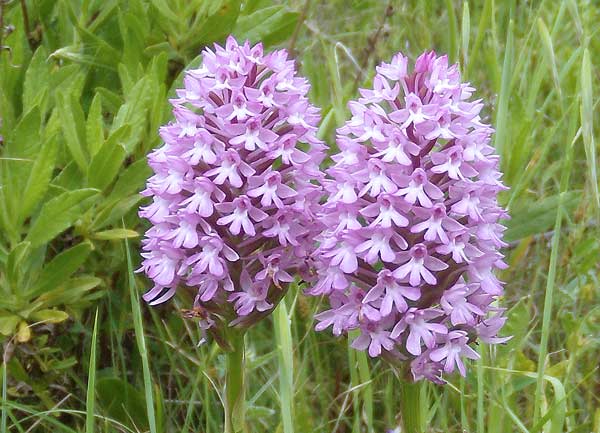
[309,51,509,381]
[138,36,324,337]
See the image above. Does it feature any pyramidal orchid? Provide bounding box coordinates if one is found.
[309,51,509,384]
[137,36,324,433]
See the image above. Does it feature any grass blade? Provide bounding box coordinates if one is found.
[466,0,492,78]
[580,48,599,213]
[444,0,458,62]
[461,1,470,68]
[85,309,99,433]
[274,297,294,433]
[124,236,158,433]
[537,18,563,106]
[532,106,577,429]
[494,19,514,159]
[1,340,8,433]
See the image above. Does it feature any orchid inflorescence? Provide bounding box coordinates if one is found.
[308,51,509,382]
[139,37,509,382]
[138,36,325,336]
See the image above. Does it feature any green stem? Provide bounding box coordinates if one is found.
[225,332,246,433]
[399,377,423,433]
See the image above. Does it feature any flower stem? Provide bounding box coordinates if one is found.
[399,377,424,433]
[224,331,246,433]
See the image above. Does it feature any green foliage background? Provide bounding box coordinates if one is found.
[0,0,598,432]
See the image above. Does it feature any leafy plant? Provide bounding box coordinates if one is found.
[0,0,300,415]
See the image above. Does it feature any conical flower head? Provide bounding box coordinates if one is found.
[309,51,509,382]
[139,36,325,337]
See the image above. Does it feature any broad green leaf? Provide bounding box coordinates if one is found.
[0,314,20,336]
[30,242,93,297]
[87,125,130,190]
[5,107,41,159]
[86,94,105,158]
[49,65,82,96]
[234,5,299,46]
[91,228,139,240]
[111,78,152,153]
[242,0,271,14]
[119,4,152,74]
[56,92,88,172]
[0,87,15,139]
[148,50,169,88]
[96,377,149,431]
[38,276,102,308]
[50,45,117,71]
[109,158,151,201]
[2,109,42,229]
[91,194,143,231]
[52,161,84,192]
[53,66,87,103]
[184,0,242,49]
[85,0,119,32]
[95,87,124,113]
[26,189,99,247]
[143,42,178,58]
[118,63,135,95]
[30,309,70,324]
[46,357,78,371]
[505,192,579,242]
[74,22,122,70]
[150,0,178,21]
[23,47,51,114]
[20,134,59,222]
[5,242,31,292]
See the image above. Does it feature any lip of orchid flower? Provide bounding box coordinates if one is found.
[138,36,325,342]
[309,50,509,382]
[393,243,448,286]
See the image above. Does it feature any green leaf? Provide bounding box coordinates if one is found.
[111,78,152,153]
[87,125,130,191]
[52,161,83,192]
[30,242,93,297]
[5,242,31,292]
[505,192,579,242]
[91,228,139,240]
[38,276,102,308]
[0,314,20,336]
[74,22,122,71]
[125,236,157,433]
[185,0,242,49]
[86,93,105,158]
[86,309,99,433]
[234,5,299,46]
[56,92,88,172]
[1,108,42,232]
[26,189,99,247]
[149,0,178,22]
[49,45,117,71]
[95,377,149,431]
[20,134,59,222]
[5,107,41,159]
[580,48,599,213]
[29,309,70,324]
[95,87,123,113]
[109,158,151,201]
[23,47,51,114]
[91,194,143,231]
